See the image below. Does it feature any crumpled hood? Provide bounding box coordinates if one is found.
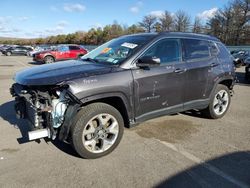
[14,60,113,85]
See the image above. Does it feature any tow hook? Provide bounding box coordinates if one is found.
[230,90,234,97]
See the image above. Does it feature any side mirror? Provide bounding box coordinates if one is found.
[136,56,160,68]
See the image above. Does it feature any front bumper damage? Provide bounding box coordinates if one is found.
[10,83,80,141]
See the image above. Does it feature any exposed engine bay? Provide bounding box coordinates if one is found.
[10,83,80,141]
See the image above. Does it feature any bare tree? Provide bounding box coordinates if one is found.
[159,11,174,31]
[139,15,157,32]
[207,0,249,45]
[231,0,249,45]
[192,17,203,33]
[174,10,191,32]
[153,22,162,32]
[207,15,224,39]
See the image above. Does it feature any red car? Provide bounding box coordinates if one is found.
[33,44,88,64]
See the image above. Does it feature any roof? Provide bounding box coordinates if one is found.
[159,32,220,42]
[123,32,220,42]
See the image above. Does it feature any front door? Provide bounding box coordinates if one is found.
[132,38,187,120]
[57,46,70,60]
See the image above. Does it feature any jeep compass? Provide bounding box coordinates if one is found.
[10,32,235,159]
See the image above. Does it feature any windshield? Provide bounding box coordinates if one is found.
[81,35,155,65]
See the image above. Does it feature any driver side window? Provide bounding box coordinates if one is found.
[142,39,181,64]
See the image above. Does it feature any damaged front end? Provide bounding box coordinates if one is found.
[10,83,80,142]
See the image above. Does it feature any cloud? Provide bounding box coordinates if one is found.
[19,16,29,21]
[57,20,69,27]
[129,1,143,14]
[63,3,86,12]
[0,16,12,25]
[197,7,218,20]
[0,27,21,34]
[0,17,21,36]
[130,7,139,13]
[45,26,64,34]
[43,21,69,35]
[150,10,164,18]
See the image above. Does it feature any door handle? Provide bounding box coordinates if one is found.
[174,68,186,73]
[210,63,219,67]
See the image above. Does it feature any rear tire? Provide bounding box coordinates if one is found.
[71,103,124,159]
[6,52,11,56]
[44,56,55,64]
[77,54,83,59]
[203,84,231,119]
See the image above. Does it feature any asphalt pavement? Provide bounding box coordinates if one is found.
[0,55,250,188]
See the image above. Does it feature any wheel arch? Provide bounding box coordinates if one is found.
[80,93,132,128]
[209,76,235,99]
[219,79,234,90]
[44,54,55,61]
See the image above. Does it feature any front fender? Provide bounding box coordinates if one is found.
[80,92,133,120]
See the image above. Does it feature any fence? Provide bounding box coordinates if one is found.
[227,46,250,51]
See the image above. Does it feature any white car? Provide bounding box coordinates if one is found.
[27,46,51,57]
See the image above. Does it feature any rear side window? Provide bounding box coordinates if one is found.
[217,43,230,58]
[183,39,210,61]
[209,42,219,56]
[69,46,80,50]
[217,43,231,63]
[142,38,181,64]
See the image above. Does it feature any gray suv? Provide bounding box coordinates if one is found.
[10,32,235,158]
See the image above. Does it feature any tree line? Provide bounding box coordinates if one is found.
[0,0,249,46]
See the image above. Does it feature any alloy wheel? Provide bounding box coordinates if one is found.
[82,113,119,153]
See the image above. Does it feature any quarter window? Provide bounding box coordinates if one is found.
[69,46,80,50]
[183,39,210,61]
[142,39,181,64]
[209,42,219,56]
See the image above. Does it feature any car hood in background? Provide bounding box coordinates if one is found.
[14,60,114,85]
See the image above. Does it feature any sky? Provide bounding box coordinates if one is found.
[0,0,230,38]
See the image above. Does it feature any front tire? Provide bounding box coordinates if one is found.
[203,84,231,119]
[6,52,11,56]
[44,56,55,64]
[71,103,124,159]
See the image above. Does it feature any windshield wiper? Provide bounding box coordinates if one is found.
[81,57,99,63]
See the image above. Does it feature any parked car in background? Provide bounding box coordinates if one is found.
[27,45,52,57]
[245,57,250,80]
[33,44,88,63]
[11,32,235,159]
[231,50,249,68]
[0,45,12,54]
[2,46,33,56]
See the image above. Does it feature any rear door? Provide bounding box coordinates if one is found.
[12,47,22,55]
[132,38,187,120]
[69,45,81,58]
[182,38,215,108]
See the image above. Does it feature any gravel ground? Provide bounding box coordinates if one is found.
[0,55,250,188]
